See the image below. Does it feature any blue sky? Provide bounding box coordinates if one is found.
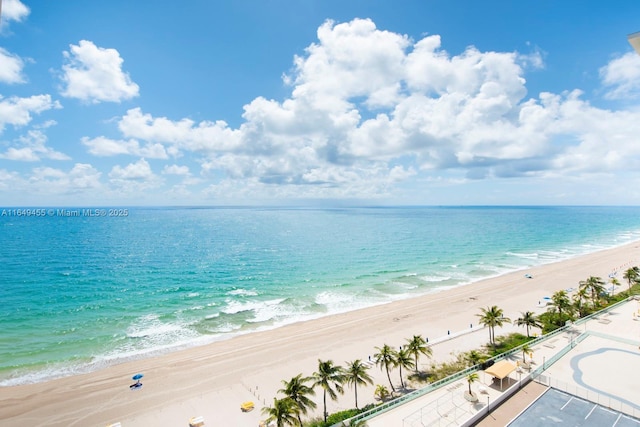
[1,0,640,206]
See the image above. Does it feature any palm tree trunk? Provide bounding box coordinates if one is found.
[385,366,395,392]
[323,390,327,423]
[354,383,359,409]
[492,326,495,344]
[399,365,404,389]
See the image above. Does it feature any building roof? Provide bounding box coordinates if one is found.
[628,31,640,55]
[484,360,517,380]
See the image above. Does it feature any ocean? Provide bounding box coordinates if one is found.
[2,205,640,386]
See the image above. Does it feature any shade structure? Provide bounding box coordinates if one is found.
[132,373,143,381]
[484,360,516,390]
[629,31,640,55]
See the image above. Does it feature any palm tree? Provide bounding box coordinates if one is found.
[374,384,390,401]
[623,267,639,292]
[405,335,432,373]
[610,277,620,296]
[573,286,590,317]
[373,344,397,392]
[394,347,415,389]
[261,397,298,427]
[476,306,511,348]
[514,311,542,337]
[466,372,479,396]
[579,276,606,307]
[550,290,572,320]
[521,343,531,364]
[344,359,373,409]
[279,374,316,426]
[465,350,486,367]
[311,359,345,424]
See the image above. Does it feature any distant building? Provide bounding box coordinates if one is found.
[629,31,640,55]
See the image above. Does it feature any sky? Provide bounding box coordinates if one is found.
[1,0,640,207]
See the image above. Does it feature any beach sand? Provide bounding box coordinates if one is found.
[1,241,639,427]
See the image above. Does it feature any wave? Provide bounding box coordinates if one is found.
[226,288,259,297]
[419,274,452,283]
[5,206,640,386]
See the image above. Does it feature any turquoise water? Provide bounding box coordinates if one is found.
[2,206,640,385]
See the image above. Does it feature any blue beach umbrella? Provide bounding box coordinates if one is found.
[132,373,143,381]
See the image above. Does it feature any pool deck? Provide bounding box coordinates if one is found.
[364,297,640,426]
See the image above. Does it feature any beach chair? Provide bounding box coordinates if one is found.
[240,400,255,412]
[189,416,205,427]
[106,423,122,427]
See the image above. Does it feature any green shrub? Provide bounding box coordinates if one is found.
[305,404,376,427]
[486,333,531,356]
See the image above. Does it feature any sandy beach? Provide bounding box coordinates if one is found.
[1,241,639,427]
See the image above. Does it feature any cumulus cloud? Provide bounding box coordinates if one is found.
[60,40,139,103]
[118,107,241,154]
[74,18,640,202]
[29,163,102,193]
[81,136,168,158]
[162,164,191,175]
[0,94,62,133]
[109,158,154,180]
[290,18,410,110]
[0,168,21,189]
[0,48,26,84]
[108,158,163,196]
[0,129,70,161]
[0,0,30,26]
[600,52,640,100]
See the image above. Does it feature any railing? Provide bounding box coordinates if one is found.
[332,296,635,427]
[333,365,480,426]
[403,388,472,427]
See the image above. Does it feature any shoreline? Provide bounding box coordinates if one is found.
[3,235,638,389]
[1,240,639,426]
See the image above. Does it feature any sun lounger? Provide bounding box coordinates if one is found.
[189,416,205,427]
[240,401,255,412]
[106,423,122,427]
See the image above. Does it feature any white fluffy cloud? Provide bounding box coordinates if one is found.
[0,94,61,133]
[291,18,410,110]
[600,52,640,100]
[0,168,21,189]
[109,158,154,180]
[0,129,69,161]
[29,163,103,193]
[117,107,241,154]
[108,159,163,197]
[81,136,168,159]
[65,18,640,203]
[0,0,30,25]
[0,47,25,84]
[60,40,139,103]
[162,164,191,176]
